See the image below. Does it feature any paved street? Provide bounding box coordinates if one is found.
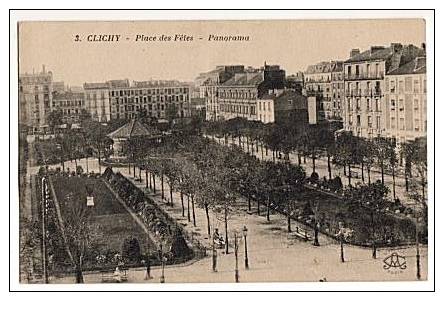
[47,158,428,283]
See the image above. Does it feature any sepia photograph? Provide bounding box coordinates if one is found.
[12,11,433,289]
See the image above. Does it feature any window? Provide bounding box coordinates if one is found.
[376,116,381,129]
[414,80,420,93]
[399,99,404,111]
[399,118,405,130]
[414,99,419,111]
[391,117,396,129]
[357,115,361,126]
[367,98,371,111]
[390,99,396,110]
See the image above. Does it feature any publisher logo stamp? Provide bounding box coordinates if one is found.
[383,252,407,274]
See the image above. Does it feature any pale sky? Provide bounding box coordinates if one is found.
[18,19,425,87]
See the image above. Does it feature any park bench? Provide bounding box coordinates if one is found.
[100,268,128,283]
[288,227,312,242]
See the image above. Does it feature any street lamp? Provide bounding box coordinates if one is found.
[158,243,166,283]
[212,229,218,272]
[234,232,240,283]
[242,226,249,269]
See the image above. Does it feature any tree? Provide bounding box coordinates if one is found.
[47,110,64,133]
[82,120,112,174]
[62,192,94,283]
[373,137,392,186]
[344,181,389,258]
[165,103,179,127]
[317,127,336,180]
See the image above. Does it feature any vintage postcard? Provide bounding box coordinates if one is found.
[13,12,433,289]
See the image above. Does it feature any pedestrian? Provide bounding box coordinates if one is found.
[144,256,152,280]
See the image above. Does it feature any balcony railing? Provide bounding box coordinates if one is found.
[345,72,385,80]
[345,88,382,97]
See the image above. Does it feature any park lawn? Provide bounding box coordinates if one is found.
[290,188,417,246]
[51,175,155,269]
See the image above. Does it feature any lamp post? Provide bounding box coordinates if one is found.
[242,226,249,269]
[212,230,217,272]
[234,232,240,283]
[158,244,166,283]
[415,211,421,280]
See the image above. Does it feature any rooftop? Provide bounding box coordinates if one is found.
[387,56,426,75]
[107,119,161,139]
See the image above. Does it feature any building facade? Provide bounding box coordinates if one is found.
[257,90,308,124]
[109,80,191,120]
[384,56,427,143]
[331,62,344,120]
[196,65,245,121]
[304,61,343,121]
[343,43,424,139]
[19,66,53,132]
[83,82,112,122]
[52,91,86,124]
[217,64,286,121]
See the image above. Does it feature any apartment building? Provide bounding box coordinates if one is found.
[196,65,245,121]
[52,91,86,124]
[384,56,427,143]
[343,43,424,138]
[19,65,53,132]
[109,80,191,120]
[217,64,286,121]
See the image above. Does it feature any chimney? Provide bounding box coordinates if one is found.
[390,43,402,53]
[422,42,426,53]
[370,46,385,54]
[350,48,360,58]
[42,64,46,74]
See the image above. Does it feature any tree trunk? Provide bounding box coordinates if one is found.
[161,174,165,199]
[348,164,352,186]
[187,195,191,222]
[257,196,260,215]
[133,164,136,178]
[367,166,371,184]
[153,174,156,193]
[248,195,251,212]
[405,169,409,192]
[272,150,275,163]
[327,154,332,180]
[361,163,365,183]
[343,164,346,175]
[145,170,148,188]
[75,264,84,284]
[181,192,185,217]
[287,210,291,233]
[139,166,141,181]
[149,172,152,190]
[98,150,102,174]
[191,195,196,227]
[205,204,210,237]
[392,168,396,200]
[261,144,264,160]
[266,195,271,221]
[381,162,385,185]
[170,187,174,206]
[312,155,316,174]
[224,206,229,254]
[86,156,89,173]
[298,153,301,166]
